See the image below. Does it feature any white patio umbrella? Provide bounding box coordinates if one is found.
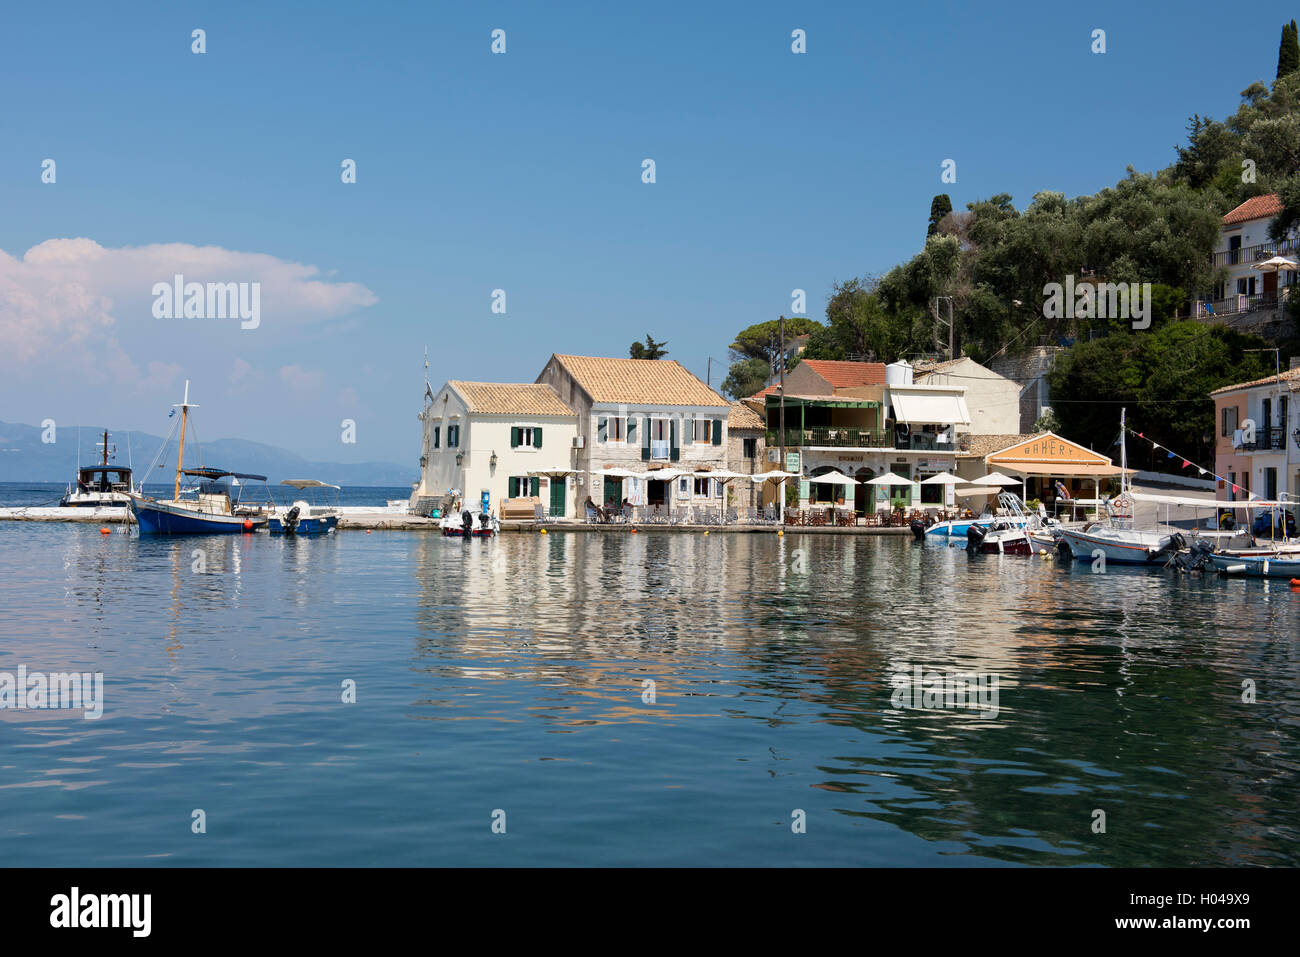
[750,469,798,522]
[1253,255,1299,273]
[919,471,963,485]
[866,472,913,486]
[527,467,578,477]
[810,470,859,486]
[969,471,1020,486]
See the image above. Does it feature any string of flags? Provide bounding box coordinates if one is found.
[1125,427,1244,495]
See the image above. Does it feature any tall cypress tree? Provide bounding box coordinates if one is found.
[1277,20,1299,80]
[927,194,953,238]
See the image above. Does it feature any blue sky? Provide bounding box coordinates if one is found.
[0,0,1280,465]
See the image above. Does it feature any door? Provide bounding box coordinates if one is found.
[550,477,566,517]
[602,477,622,510]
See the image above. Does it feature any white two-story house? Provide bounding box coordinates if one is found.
[535,354,732,512]
[1204,193,1298,317]
[411,380,578,517]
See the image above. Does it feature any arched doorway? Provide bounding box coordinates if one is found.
[854,468,875,515]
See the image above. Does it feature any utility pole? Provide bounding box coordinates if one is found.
[778,316,787,521]
[935,296,954,361]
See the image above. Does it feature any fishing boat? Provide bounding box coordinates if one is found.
[1055,409,1179,565]
[60,430,134,507]
[269,480,341,535]
[127,381,271,535]
[1209,545,1300,578]
[439,507,498,537]
[965,493,1035,555]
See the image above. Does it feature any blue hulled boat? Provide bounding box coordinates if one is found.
[128,381,271,535]
[268,479,341,535]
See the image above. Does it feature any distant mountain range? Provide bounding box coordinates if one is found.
[0,421,417,488]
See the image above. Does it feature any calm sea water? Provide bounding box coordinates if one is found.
[1,506,1297,866]
[0,482,410,509]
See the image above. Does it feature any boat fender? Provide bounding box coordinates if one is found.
[1222,564,1247,575]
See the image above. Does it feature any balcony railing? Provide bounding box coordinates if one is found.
[899,431,955,451]
[1241,427,1286,452]
[765,427,889,448]
[1210,238,1300,268]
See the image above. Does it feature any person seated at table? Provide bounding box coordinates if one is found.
[583,495,609,522]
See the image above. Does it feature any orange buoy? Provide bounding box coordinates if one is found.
[99,527,111,535]
[366,529,371,534]
[242,520,254,531]
[630,527,638,533]
[1291,578,1300,587]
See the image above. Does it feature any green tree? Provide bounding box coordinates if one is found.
[720,358,770,400]
[1047,321,1277,463]
[1278,20,1299,80]
[629,334,669,359]
[927,194,953,238]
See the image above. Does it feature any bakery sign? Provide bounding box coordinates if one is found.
[989,433,1108,466]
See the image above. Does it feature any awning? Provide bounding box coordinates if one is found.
[1132,492,1291,509]
[890,390,971,425]
[996,463,1130,477]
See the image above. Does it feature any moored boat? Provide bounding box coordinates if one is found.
[127,382,270,535]
[1209,544,1300,578]
[269,480,340,535]
[61,430,134,508]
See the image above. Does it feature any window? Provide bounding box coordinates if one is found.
[508,476,540,499]
[678,477,690,495]
[447,424,460,448]
[1263,398,1272,430]
[1221,406,1238,436]
[432,426,440,449]
[510,427,542,449]
[1266,467,1278,500]
[596,417,626,443]
[1236,276,1257,296]
[743,437,757,459]
[693,477,711,497]
[693,417,712,444]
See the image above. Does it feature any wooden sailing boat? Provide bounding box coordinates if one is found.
[127,381,270,534]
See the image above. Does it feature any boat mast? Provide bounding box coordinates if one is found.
[173,381,197,500]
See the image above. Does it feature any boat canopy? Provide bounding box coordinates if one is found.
[281,479,341,489]
[1130,492,1293,509]
[181,468,268,481]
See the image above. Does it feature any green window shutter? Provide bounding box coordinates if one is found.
[508,477,518,497]
[597,417,607,443]
[511,427,520,448]
[670,419,680,461]
[530,477,540,497]
[433,427,440,449]
[533,427,543,449]
[627,417,637,443]
[641,417,650,460]
[712,418,722,445]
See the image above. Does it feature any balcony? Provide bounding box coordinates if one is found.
[899,431,955,451]
[1241,426,1286,452]
[1210,239,1300,269]
[766,427,890,448]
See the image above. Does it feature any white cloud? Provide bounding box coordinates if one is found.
[0,237,377,382]
[279,364,324,393]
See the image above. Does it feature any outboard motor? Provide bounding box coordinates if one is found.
[910,518,928,541]
[283,505,300,534]
[966,523,986,554]
[461,509,474,538]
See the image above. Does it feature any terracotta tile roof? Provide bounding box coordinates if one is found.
[799,359,887,388]
[1222,193,1283,226]
[727,401,764,430]
[550,355,729,407]
[449,381,575,417]
[1209,366,1300,396]
[956,433,1039,458]
[747,383,780,399]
